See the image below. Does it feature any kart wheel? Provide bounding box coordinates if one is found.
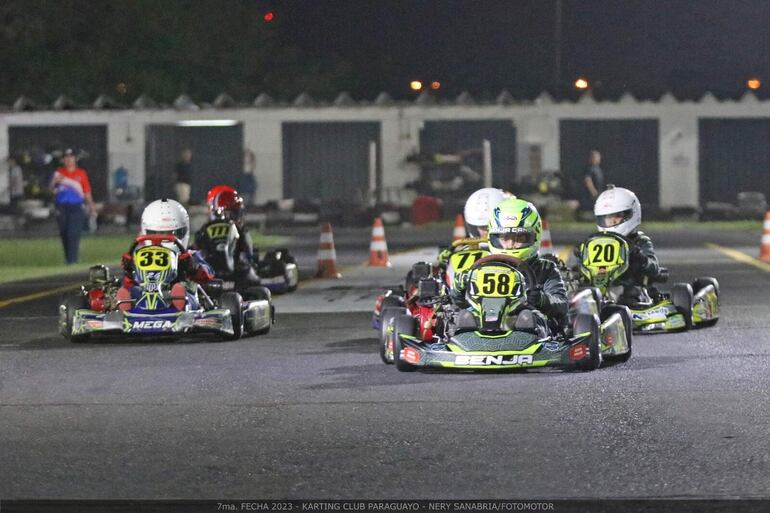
[574,313,601,371]
[377,293,404,325]
[380,307,406,364]
[601,305,632,363]
[244,285,272,302]
[220,292,243,341]
[62,293,89,343]
[693,277,719,297]
[393,314,418,372]
[671,283,694,331]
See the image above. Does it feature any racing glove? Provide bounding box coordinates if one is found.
[121,253,136,287]
[526,288,550,310]
[177,252,199,279]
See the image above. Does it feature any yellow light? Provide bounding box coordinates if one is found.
[431,81,441,90]
[410,80,423,91]
[574,78,589,90]
[748,78,761,90]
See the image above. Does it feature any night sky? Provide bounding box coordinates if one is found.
[280,0,770,100]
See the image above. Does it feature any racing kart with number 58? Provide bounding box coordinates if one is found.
[387,254,632,372]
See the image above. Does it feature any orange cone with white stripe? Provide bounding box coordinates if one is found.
[760,211,770,262]
[541,219,554,255]
[368,217,392,267]
[453,214,466,241]
[316,223,341,278]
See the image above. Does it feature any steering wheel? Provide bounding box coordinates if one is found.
[469,254,537,293]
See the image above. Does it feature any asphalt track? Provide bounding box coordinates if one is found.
[1,227,769,501]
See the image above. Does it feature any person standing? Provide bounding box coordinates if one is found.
[8,156,24,210]
[238,149,258,206]
[49,148,97,264]
[174,148,193,206]
[581,150,605,214]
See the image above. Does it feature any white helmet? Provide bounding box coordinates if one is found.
[464,187,506,237]
[594,185,641,237]
[140,198,191,249]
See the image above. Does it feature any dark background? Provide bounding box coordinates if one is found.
[1,0,768,105]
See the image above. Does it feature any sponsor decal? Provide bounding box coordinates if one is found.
[403,347,421,364]
[131,320,174,329]
[543,342,561,351]
[454,354,534,366]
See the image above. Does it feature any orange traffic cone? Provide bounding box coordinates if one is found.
[453,214,466,241]
[541,219,554,255]
[760,211,770,262]
[316,223,341,278]
[368,217,392,267]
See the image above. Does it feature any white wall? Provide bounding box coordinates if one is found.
[1,92,769,209]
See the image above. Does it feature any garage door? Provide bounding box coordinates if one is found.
[560,120,659,206]
[699,118,770,205]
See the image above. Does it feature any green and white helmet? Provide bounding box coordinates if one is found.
[487,197,542,260]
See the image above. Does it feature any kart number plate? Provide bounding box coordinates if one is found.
[135,246,174,272]
[473,266,519,298]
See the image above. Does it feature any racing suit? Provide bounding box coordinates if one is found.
[452,253,568,328]
[193,221,260,287]
[617,230,660,305]
[121,248,214,309]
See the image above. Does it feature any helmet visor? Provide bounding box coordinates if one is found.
[146,227,188,242]
[489,228,535,251]
[596,208,633,228]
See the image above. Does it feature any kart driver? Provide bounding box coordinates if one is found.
[437,187,507,269]
[117,198,214,311]
[199,185,255,269]
[453,197,568,327]
[593,185,660,304]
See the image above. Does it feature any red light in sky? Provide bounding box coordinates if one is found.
[264,12,275,22]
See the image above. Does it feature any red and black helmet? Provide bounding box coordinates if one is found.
[211,189,244,223]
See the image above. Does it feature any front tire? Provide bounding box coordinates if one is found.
[393,314,418,372]
[574,313,601,371]
[671,283,694,331]
[601,304,633,363]
[62,293,89,344]
[220,292,244,341]
[380,307,407,364]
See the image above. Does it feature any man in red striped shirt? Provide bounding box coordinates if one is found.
[49,148,97,264]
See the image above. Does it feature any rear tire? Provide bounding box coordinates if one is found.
[693,277,719,297]
[671,283,694,331]
[601,305,632,363]
[574,313,601,371]
[393,315,418,372]
[220,292,243,341]
[380,306,406,364]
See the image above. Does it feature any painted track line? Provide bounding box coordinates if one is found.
[705,243,770,274]
[0,283,79,310]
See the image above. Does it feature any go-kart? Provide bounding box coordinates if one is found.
[257,247,299,294]
[373,261,446,364]
[195,219,297,295]
[574,231,719,333]
[194,219,275,304]
[386,254,631,372]
[372,237,488,349]
[58,235,273,343]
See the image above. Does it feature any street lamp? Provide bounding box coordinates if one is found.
[747,78,761,90]
[574,78,589,90]
[410,80,423,91]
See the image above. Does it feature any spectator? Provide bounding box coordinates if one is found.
[0,156,10,210]
[238,149,258,206]
[49,149,97,264]
[581,150,605,213]
[174,148,193,206]
[9,156,24,210]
